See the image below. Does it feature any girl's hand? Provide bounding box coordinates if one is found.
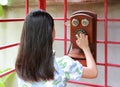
[76,33,89,50]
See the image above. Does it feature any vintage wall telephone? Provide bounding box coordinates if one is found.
[68,10,97,66]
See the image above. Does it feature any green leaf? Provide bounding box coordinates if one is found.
[2,72,15,83]
[0,70,2,73]
[76,68,82,74]
[0,81,5,87]
[65,72,70,79]
[0,67,16,87]
[8,0,13,6]
[0,68,15,83]
[52,80,60,85]
[0,5,3,16]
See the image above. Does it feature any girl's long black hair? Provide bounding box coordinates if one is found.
[15,9,54,82]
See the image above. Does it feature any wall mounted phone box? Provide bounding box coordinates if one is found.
[68,10,97,66]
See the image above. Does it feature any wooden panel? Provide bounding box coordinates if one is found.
[68,10,97,66]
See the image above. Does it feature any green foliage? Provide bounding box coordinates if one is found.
[0,68,16,87]
[0,81,5,87]
[0,5,3,16]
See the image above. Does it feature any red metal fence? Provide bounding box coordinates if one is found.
[0,0,120,87]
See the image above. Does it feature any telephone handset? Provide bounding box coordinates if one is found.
[68,10,97,66]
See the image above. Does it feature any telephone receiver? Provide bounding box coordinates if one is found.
[68,10,97,66]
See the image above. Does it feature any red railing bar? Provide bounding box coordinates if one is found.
[97,62,105,66]
[1,18,120,22]
[0,17,66,22]
[63,0,67,55]
[54,18,120,21]
[98,18,120,22]
[25,0,29,15]
[0,39,67,50]
[97,41,120,44]
[0,18,64,22]
[104,0,108,86]
[56,39,120,45]
[97,18,105,21]
[107,63,120,68]
[56,18,120,22]
[0,18,24,22]
[98,18,120,21]
[0,69,15,78]
[55,38,68,41]
[108,18,120,21]
[97,40,105,43]
[38,0,40,9]
[0,39,68,50]
[0,40,120,50]
[107,41,120,44]
[97,63,120,68]
[69,80,111,87]
[54,18,66,20]
[0,18,66,22]
[38,0,46,10]
[0,43,20,50]
[55,18,120,21]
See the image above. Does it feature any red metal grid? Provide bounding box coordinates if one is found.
[63,0,67,55]
[0,0,120,87]
[38,0,46,10]
[104,0,108,86]
[25,0,29,15]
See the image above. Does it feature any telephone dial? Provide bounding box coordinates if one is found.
[68,10,97,66]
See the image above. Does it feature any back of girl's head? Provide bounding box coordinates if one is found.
[15,9,55,82]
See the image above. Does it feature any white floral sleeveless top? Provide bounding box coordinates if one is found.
[18,55,83,87]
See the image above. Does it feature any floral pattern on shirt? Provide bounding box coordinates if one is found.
[18,55,83,87]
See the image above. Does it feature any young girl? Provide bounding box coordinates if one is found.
[15,9,98,87]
